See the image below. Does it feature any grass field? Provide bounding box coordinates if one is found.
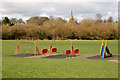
[2,40,118,78]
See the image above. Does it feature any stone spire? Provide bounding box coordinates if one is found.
[69,10,74,22]
[71,10,73,17]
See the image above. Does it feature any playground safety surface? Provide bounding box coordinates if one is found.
[10,54,120,60]
[10,54,120,63]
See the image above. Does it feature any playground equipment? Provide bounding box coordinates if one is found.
[65,50,71,58]
[100,40,112,58]
[41,40,57,56]
[15,40,80,58]
[16,42,40,56]
[48,40,57,55]
[70,40,79,56]
[65,39,79,58]
[52,48,57,55]
[42,49,48,56]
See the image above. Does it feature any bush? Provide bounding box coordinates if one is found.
[1,18,118,40]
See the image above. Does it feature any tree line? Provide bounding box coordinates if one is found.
[0,14,119,40]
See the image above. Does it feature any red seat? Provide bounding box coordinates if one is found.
[66,50,71,54]
[74,49,79,53]
[52,48,57,52]
[42,49,48,54]
[66,50,71,58]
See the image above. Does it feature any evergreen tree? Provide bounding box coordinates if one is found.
[2,17,11,25]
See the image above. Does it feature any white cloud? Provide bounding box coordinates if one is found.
[74,14,84,22]
[40,13,49,17]
[1,1,118,21]
[42,7,56,12]
[102,11,118,21]
[65,18,69,22]
[22,17,29,22]
[1,13,27,21]
[1,8,7,13]
[2,0,119,2]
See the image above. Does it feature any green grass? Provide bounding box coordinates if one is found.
[2,40,118,57]
[2,40,118,78]
[2,57,118,78]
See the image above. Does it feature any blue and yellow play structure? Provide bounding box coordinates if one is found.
[100,40,112,58]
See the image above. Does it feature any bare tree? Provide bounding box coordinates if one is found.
[17,19,25,24]
[96,14,102,23]
[103,19,107,23]
[107,16,113,23]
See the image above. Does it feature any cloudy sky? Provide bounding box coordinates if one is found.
[0,0,119,22]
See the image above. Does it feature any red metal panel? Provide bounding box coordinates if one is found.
[42,49,48,53]
[52,48,57,52]
[66,50,71,54]
[74,49,79,53]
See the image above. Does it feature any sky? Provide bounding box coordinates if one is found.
[0,0,119,22]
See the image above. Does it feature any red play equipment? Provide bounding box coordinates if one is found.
[16,42,40,56]
[42,49,48,56]
[52,48,57,55]
[70,40,79,56]
[48,40,57,55]
[74,49,79,56]
[42,40,57,56]
[65,50,71,58]
[49,40,53,54]
[65,39,79,58]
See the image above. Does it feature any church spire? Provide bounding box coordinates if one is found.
[71,10,73,17]
[69,10,74,22]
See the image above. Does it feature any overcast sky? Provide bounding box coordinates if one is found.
[0,0,119,22]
